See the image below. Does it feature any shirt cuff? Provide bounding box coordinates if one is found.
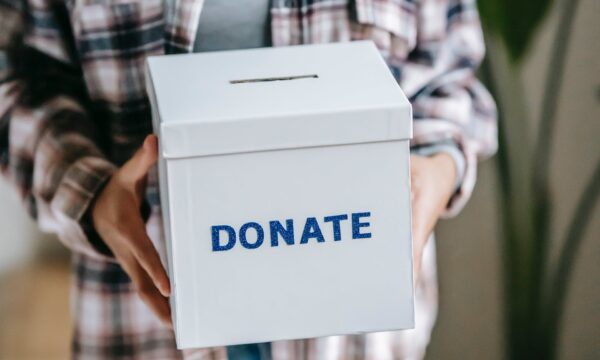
[52,156,117,259]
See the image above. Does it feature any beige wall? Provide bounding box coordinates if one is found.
[0,180,40,273]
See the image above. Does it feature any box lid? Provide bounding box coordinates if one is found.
[146,41,412,159]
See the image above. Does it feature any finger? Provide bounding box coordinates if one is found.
[412,231,424,278]
[122,134,159,181]
[413,255,422,285]
[411,199,426,284]
[137,271,172,327]
[125,217,171,297]
[120,252,172,327]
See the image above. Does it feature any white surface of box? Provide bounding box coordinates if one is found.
[146,41,415,349]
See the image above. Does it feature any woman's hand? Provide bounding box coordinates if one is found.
[410,153,457,280]
[92,134,172,326]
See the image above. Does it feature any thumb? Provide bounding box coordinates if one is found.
[123,134,158,180]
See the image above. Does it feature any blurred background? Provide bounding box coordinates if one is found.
[0,0,598,358]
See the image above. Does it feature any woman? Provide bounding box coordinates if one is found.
[0,0,496,358]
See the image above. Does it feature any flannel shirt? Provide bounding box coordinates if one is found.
[0,0,497,359]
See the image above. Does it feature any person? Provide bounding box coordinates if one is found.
[0,0,497,359]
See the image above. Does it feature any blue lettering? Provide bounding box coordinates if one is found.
[211,211,372,251]
[300,217,325,244]
[270,219,295,247]
[352,212,372,239]
[212,225,236,251]
[239,222,264,249]
[324,214,348,241]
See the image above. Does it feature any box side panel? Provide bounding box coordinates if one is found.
[146,62,180,337]
[167,161,201,346]
[170,140,414,348]
[159,159,178,335]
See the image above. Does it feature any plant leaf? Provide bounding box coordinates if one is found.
[477,0,554,61]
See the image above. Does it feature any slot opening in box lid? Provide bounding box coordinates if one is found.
[230,74,319,84]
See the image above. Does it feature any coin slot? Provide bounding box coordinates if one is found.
[230,74,318,84]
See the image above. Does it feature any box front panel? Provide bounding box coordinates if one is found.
[167,140,414,348]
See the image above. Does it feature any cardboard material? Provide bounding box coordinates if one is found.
[146,41,415,349]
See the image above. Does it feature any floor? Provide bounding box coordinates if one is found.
[0,252,71,360]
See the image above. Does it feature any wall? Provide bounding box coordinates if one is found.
[427,0,600,358]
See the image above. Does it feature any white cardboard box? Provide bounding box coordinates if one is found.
[145,41,414,349]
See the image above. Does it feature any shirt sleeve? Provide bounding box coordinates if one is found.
[397,0,498,217]
[0,3,116,260]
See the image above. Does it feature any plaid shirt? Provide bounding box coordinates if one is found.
[0,0,496,359]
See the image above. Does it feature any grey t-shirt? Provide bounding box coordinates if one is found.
[193,0,272,52]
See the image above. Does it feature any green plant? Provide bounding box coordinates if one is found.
[477,0,600,358]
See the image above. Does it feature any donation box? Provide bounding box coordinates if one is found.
[145,41,415,349]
